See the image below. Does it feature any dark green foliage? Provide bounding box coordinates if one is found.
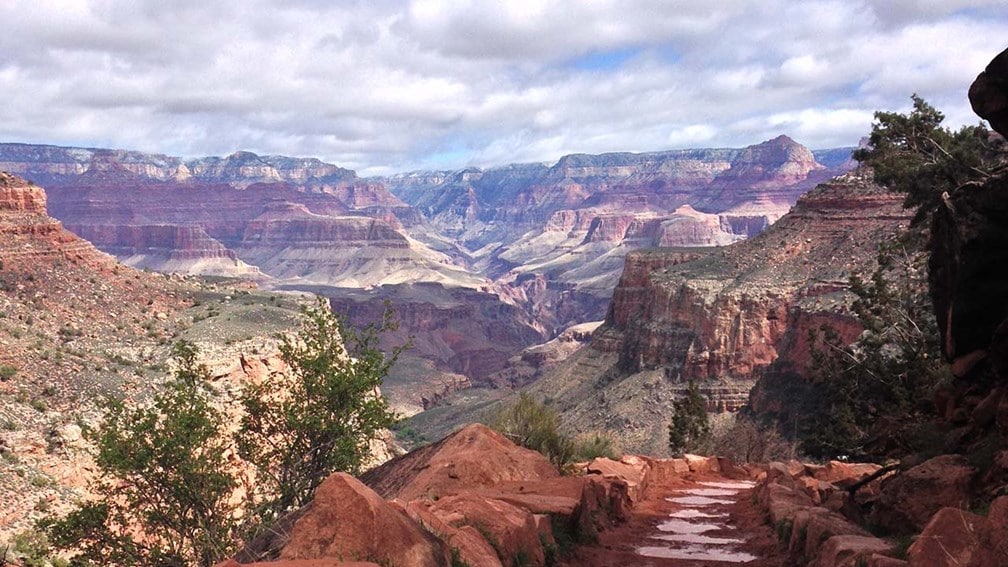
[0,364,16,381]
[667,381,710,457]
[801,241,947,459]
[43,340,238,567]
[43,298,403,565]
[237,296,401,520]
[8,530,67,567]
[491,392,575,468]
[854,94,1006,224]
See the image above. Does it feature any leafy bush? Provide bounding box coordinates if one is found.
[0,364,17,381]
[43,340,238,566]
[801,239,948,459]
[854,94,1005,225]
[237,296,401,521]
[572,433,620,462]
[491,392,575,468]
[41,297,405,565]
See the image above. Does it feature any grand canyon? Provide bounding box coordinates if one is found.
[2,6,1008,566]
[0,135,852,418]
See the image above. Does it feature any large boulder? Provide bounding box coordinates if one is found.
[585,456,650,502]
[575,475,632,540]
[808,461,882,485]
[400,501,504,567]
[361,423,558,501]
[906,507,1008,566]
[969,46,1008,138]
[429,493,546,567]
[279,473,450,566]
[789,507,869,559]
[869,455,976,534]
[815,535,892,567]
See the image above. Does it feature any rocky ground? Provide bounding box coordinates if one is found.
[0,172,314,542]
[203,420,1006,567]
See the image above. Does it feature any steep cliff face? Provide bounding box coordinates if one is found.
[387,136,853,331]
[0,172,115,271]
[0,144,356,187]
[325,282,548,392]
[65,223,262,277]
[530,170,912,454]
[2,138,855,421]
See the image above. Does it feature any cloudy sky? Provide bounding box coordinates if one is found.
[1,1,1006,175]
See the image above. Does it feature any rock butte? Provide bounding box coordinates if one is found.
[0,137,854,414]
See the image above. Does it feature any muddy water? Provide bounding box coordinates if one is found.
[636,480,759,563]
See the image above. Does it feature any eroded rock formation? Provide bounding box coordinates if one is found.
[528,170,911,454]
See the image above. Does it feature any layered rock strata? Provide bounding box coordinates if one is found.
[529,170,911,454]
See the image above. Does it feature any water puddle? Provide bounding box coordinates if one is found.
[699,481,755,490]
[637,545,759,563]
[668,508,729,519]
[657,518,721,533]
[637,479,758,563]
[668,495,735,506]
[652,533,746,545]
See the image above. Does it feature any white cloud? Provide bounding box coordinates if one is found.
[0,0,1005,175]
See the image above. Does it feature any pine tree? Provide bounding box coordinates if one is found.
[668,380,711,457]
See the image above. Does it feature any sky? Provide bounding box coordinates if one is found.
[1,1,1006,176]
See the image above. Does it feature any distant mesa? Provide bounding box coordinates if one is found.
[0,136,855,415]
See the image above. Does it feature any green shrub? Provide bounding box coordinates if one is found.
[572,433,619,461]
[668,381,710,457]
[491,392,575,468]
[0,364,17,381]
[237,297,402,520]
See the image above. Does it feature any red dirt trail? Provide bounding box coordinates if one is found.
[563,474,785,567]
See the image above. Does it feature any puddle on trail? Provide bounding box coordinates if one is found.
[638,480,758,563]
[637,545,759,563]
[668,495,735,506]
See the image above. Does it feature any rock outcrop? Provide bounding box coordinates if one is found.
[386,135,852,332]
[229,424,637,567]
[278,473,450,566]
[2,139,855,419]
[527,170,910,454]
[969,46,1008,138]
[0,172,116,271]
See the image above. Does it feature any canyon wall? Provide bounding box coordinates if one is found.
[1,138,854,413]
[529,170,912,454]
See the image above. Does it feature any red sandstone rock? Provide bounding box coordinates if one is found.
[866,555,907,567]
[789,507,869,559]
[870,455,976,534]
[683,454,721,474]
[585,456,650,502]
[400,501,504,567]
[989,495,1008,530]
[214,556,376,560]
[761,482,815,525]
[429,493,546,567]
[361,423,558,501]
[279,473,450,566]
[907,507,1008,567]
[816,535,892,567]
[576,476,632,539]
[0,173,47,214]
[643,457,691,482]
[809,461,883,485]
